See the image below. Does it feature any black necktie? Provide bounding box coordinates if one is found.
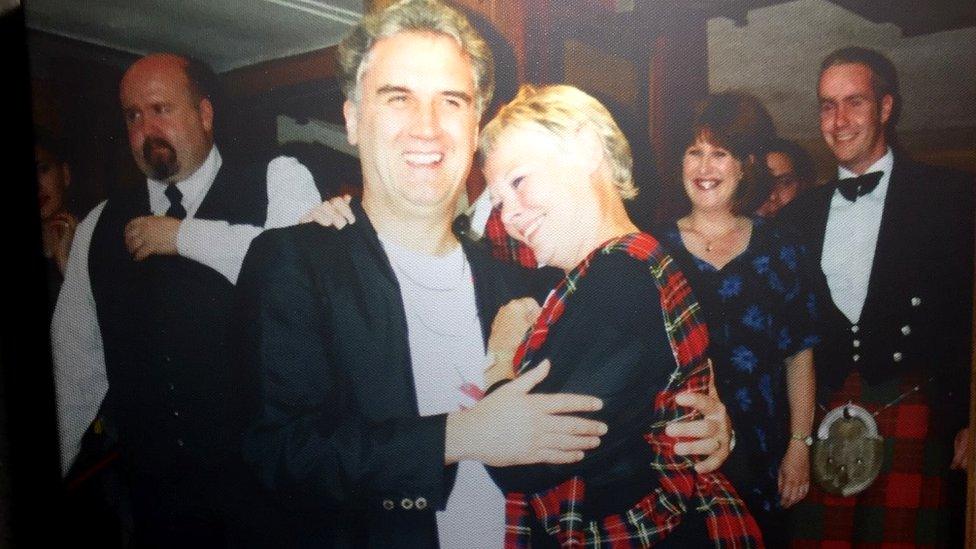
[164,185,187,220]
[837,171,883,202]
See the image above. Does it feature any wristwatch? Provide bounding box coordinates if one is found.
[790,432,813,447]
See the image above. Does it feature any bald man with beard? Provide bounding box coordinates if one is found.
[51,53,323,545]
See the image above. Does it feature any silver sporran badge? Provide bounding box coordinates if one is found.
[812,403,884,497]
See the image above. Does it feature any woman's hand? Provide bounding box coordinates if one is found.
[486,297,541,386]
[300,194,355,228]
[778,440,811,508]
[43,211,78,274]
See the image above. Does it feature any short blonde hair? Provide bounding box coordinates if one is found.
[338,0,494,113]
[479,84,637,199]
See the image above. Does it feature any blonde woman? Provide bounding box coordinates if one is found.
[480,84,763,548]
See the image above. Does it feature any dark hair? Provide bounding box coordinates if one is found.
[681,92,774,214]
[33,128,68,163]
[766,137,816,188]
[819,46,900,133]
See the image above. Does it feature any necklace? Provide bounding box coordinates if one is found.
[684,220,741,252]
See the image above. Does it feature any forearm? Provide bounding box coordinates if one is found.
[785,348,816,440]
[177,218,261,283]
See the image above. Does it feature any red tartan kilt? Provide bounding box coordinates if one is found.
[790,371,952,548]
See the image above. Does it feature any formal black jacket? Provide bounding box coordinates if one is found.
[234,202,549,548]
[777,155,973,434]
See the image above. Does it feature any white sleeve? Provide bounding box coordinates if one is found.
[175,156,322,284]
[263,155,323,228]
[51,201,108,477]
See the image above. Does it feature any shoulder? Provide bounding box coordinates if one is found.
[651,220,683,250]
[893,156,973,222]
[78,200,108,233]
[244,222,357,285]
[576,250,661,312]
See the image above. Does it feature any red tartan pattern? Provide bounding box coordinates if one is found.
[789,371,952,548]
[484,205,538,268]
[505,232,764,548]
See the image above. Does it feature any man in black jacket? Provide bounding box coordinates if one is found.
[235,1,735,547]
[781,46,972,546]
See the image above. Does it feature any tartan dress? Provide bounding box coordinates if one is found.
[503,232,763,548]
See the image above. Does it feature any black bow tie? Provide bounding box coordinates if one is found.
[837,171,883,202]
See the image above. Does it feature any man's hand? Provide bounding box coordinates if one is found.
[778,441,811,508]
[485,298,541,386]
[665,374,732,473]
[446,360,606,467]
[951,426,970,470]
[124,216,181,261]
[300,194,355,228]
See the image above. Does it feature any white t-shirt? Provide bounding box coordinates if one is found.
[379,236,505,549]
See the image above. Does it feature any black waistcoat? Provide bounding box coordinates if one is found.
[89,162,267,480]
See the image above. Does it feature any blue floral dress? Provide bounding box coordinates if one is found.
[657,217,819,527]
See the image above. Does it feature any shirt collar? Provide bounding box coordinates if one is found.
[147,146,222,216]
[837,147,893,180]
[834,147,893,204]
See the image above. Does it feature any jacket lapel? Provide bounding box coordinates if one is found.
[860,156,914,324]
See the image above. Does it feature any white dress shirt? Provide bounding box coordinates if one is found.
[821,148,894,323]
[51,146,321,474]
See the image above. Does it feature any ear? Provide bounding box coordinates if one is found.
[572,124,604,177]
[879,93,894,126]
[343,100,359,146]
[61,163,72,189]
[198,97,214,133]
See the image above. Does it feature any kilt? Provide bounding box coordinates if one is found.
[789,371,955,548]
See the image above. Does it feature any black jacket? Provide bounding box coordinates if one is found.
[777,155,973,434]
[234,202,545,547]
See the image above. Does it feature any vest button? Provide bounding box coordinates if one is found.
[401,498,413,510]
[851,325,859,333]
[415,497,428,510]
[852,339,860,348]
[901,325,911,336]
[382,499,394,511]
[852,354,860,362]
[911,297,921,306]
[893,352,903,362]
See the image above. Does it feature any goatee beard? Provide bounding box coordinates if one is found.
[143,137,179,180]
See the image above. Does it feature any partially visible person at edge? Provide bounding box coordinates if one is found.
[477,83,763,547]
[34,131,78,319]
[780,46,972,547]
[756,137,818,218]
[262,1,737,546]
[653,92,819,547]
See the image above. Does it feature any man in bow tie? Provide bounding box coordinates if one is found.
[782,46,973,546]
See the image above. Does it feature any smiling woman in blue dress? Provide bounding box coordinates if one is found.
[654,92,819,547]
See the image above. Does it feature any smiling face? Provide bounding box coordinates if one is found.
[344,31,480,225]
[483,125,599,271]
[120,54,214,183]
[681,136,745,214]
[818,63,892,174]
